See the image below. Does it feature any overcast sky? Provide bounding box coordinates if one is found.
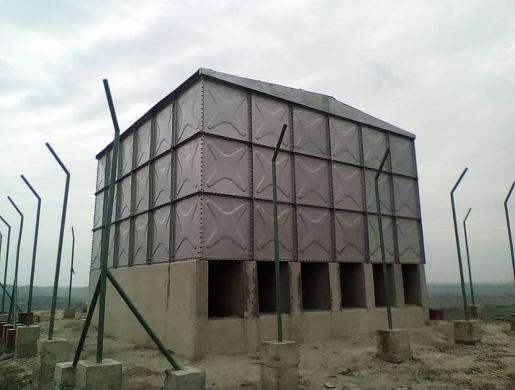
[0,0,514,288]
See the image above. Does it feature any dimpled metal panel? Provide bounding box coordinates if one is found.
[96,155,106,191]
[107,224,115,268]
[330,117,360,165]
[332,163,363,211]
[253,147,291,202]
[297,206,331,261]
[390,135,415,177]
[134,167,150,214]
[365,169,392,215]
[133,213,148,265]
[335,211,365,262]
[177,80,202,143]
[296,155,329,207]
[293,107,327,157]
[393,176,419,218]
[116,220,130,267]
[203,136,249,197]
[153,153,172,207]
[91,229,102,270]
[119,133,134,177]
[362,127,390,171]
[203,195,249,258]
[155,102,173,156]
[204,80,248,140]
[397,218,422,264]
[254,200,293,260]
[175,137,201,199]
[252,94,289,149]
[94,191,104,228]
[368,214,395,263]
[135,120,152,167]
[175,195,201,260]
[153,206,170,263]
[118,176,131,219]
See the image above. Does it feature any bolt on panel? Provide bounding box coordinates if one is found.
[174,195,201,260]
[204,79,248,141]
[155,102,173,156]
[334,211,365,262]
[203,136,249,197]
[393,176,419,218]
[330,117,360,165]
[362,127,390,171]
[119,133,134,177]
[254,200,293,260]
[176,80,203,144]
[116,220,130,267]
[252,94,289,149]
[91,228,102,270]
[135,119,152,167]
[332,163,363,211]
[365,169,392,214]
[293,107,327,158]
[297,206,332,261]
[396,218,422,264]
[153,153,172,207]
[175,137,202,200]
[118,176,132,219]
[152,206,170,263]
[367,215,395,263]
[253,146,292,202]
[133,213,148,265]
[134,166,150,214]
[390,135,415,178]
[295,155,330,207]
[203,194,250,258]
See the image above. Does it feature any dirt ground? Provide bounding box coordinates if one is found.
[2,312,515,389]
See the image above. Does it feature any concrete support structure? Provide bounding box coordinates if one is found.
[34,338,70,390]
[15,325,40,358]
[6,328,16,349]
[468,305,480,320]
[164,367,206,390]
[76,359,122,390]
[376,329,412,363]
[0,313,8,322]
[510,313,515,331]
[54,362,76,390]
[260,340,300,390]
[2,323,13,344]
[62,307,76,319]
[454,320,481,344]
[18,311,34,325]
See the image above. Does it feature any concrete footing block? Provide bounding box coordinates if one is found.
[15,325,40,358]
[55,361,76,390]
[7,328,17,349]
[454,320,481,344]
[0,313,8,322]
[510,313,515,331]
[76,359,122,390]
[376,329,413,363]
[2,323,13,345]
[62,307,76,319]
[18,311,34,325]
[468,305,481,320]
[260,340,300,390]
[34,338,70,390]
[164,367,206,390]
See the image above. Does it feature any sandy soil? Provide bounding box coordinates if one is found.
[1,312,515,389]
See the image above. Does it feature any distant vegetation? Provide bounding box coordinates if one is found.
[1,285,88,312]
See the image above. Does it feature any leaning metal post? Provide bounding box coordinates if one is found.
[68,227,75,308]
[46,143,71,340]
[21,175,42,321]
[272,124,287,342]
[504,182,515,287]
[0,282,22,312]
[0,216,11,313]
[463,208,475,306]
[7,196,24,328]
[451,168,469,320]
[375,149,392,330]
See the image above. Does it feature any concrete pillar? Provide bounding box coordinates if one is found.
[34,338,70,390]
[418,265,430,323]
[76,359,122,390]
[164,367,206,390]
[193,260,208,358]
[376,329,412,363]
[363,264,375,309]
[260,340,300,390]
[54,362,76,390]
[510,313,515,331]
[392,265,405,309]
[454,320,481,344]
[18,311,34,325]
[329,263,341,312]
[6,328,16,349]
[15,325,40,358]
[62,307,76,319]
[288,262,302,342]
[468,305,481,320]
[2,323,13,345]
[0,313,8,322]
[243,261,259,352]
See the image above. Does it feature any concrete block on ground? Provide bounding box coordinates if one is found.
[62,307,76,319]
[510,313,515,331]
[0,314,8,322]
[260,340,299,390]
[164,367,206,390]
[34,338,70,390]
[2,323,13,345]
[55,361,76,390]
[454,320,481,344]
[18,311,34,325]
[76,359,122,390]
[15,325,40,358]
[6,328,16,349]
[376,328,412,363]
[468,305,481,320]
[0,321,8,338]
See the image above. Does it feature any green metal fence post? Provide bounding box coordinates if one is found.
[68,227,75,308]
[46,143,71,340]
[0,216,11,313]
[463,208,475,306]
[504,182,515,287]
[272,124,287,342]
[450,168,469,320]
[7,196,24,328]
[21,175,42,322]
[375,149,392,330]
